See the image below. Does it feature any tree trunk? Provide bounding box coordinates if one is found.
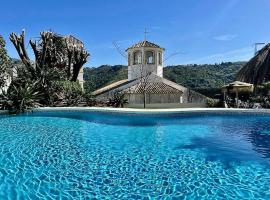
[143,90,146,109]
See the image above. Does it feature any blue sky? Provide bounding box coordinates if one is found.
[1,0,270,67]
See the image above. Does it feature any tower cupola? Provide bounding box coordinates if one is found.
[126,41,165,80]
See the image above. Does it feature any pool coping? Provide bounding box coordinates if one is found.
[0,110,8,115]
[1,107,270,115]
[35,107,270,115]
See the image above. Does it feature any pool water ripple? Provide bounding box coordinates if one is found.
[0,112,270,199]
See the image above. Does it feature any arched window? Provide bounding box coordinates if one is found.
[158,52,162,65]
[133,51,142,65]
[145,51,155,64]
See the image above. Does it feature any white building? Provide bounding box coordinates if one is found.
[0,74,12,94]
[127,41,164,80]
[92,40,207,107]
[77,68,84,90]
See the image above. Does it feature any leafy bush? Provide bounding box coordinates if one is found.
[54,81,83,106]
[107,92,128,108]
[82,93,97,106]
[249,96,270,109]
[206,98,221,108]
[0,82,41,113]
[262,82,270,90]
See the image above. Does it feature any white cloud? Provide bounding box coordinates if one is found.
[214,34,238,41]
[182,46,253,64]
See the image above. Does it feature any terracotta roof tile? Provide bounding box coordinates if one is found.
[126,41,164,51]
[122,82,183,94]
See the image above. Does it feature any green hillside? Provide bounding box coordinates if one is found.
[84,65,128,93]
[84,62,245,97]
[11,59,244,97]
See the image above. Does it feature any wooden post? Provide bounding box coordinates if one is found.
[223,90,227,108]
[236,89,239,108]
[143,91,146,109]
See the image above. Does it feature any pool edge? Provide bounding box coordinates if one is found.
[34,107,270,115]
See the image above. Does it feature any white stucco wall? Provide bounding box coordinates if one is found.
[77,68,84,90]
[0,75,12,94]
[127,47,164,80]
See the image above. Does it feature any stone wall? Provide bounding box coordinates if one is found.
[126,103,207,109]
[96,89,207,106]
[126,93,182,104]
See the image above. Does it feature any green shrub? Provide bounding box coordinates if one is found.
[206,98,220,108]
[0,82,42,113]
[54,81,83,106]
[107,92,128,108]
[82,93,97,106]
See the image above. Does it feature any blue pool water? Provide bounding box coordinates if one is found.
[0,111,270,199]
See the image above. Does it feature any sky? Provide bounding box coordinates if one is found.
[1,0,270,67]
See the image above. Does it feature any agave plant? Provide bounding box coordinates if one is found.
[107,92,128,108]
[0,81,42,113]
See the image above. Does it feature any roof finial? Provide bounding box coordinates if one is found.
[144,27,149,42]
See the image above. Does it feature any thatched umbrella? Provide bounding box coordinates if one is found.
[221,81,254,108]
[236,43,270,85]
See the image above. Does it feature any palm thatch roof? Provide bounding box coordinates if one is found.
[221,81,254,93]
[236,43,270,85]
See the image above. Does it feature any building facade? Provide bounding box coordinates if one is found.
[92,40,207,107]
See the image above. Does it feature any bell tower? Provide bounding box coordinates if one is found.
[126,40,165,81]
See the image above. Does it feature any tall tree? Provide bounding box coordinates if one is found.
[0,35,11,91]
[9,30,89,82]
[9,30,89,105]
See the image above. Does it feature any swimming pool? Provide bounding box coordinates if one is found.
[0,109,269,199]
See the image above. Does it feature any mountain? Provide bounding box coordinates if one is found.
[84,62,245,97]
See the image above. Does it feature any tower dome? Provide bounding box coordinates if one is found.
[126,40,165,80]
